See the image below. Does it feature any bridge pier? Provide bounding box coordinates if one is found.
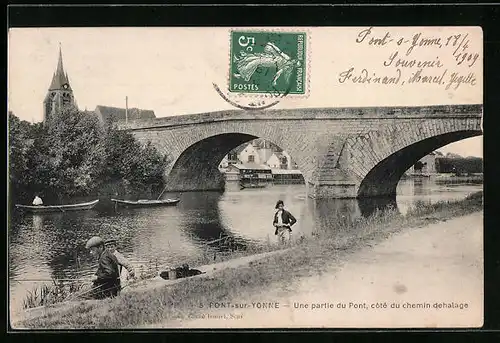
[306,180,358,199]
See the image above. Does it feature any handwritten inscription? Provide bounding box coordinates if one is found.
[339,27,480,91]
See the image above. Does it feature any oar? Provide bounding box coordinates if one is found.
[156,186,168,200]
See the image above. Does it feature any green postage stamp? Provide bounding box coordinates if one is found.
[229,30,307,96]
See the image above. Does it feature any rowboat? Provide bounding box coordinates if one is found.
[111,198,180,208]
[15,199,100,213]
[240,183,267,189]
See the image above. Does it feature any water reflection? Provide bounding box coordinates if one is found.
[9,178,482,312]
[306,198,360,235]
[177,192,231,242]
[409,177,432,196]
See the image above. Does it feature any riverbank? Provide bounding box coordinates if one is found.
[12,191,483,329]
[400,173,483,184]
[163,211,483,328]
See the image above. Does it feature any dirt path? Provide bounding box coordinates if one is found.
[155,211,483,329]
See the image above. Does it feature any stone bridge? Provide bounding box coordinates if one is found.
[119,104,483,199]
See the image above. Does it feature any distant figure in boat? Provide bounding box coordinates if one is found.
[159,263,203,280]
[85,236,121,299]
[273,200,297,245]
[105,238,136,281]
[32,195,43,206]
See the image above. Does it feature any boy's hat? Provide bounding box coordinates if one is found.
[85,236,104,249]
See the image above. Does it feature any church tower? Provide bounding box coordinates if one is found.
[43,45,77,123]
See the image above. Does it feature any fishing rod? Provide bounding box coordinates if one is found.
[13,259,166,283]
[62,284,102,302]
[12,278,92,283]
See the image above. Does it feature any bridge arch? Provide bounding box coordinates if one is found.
[357,130,482,197]
[161,132,307,192]
[327,117,483,198]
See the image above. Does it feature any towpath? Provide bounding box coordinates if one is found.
[157,211,483,328]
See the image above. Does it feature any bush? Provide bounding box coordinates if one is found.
[8,110,169,203]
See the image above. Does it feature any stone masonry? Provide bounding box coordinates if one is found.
[119,104,483,199]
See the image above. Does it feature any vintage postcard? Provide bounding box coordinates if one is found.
[8,26,483,329]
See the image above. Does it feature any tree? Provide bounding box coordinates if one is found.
[129,141,168,191]
[435,157,483,174]
[99,125,168,195]
[42,108,105,197]
[8,110,169,202]
[8,112,33,201]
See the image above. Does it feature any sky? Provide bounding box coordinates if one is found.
[8,27,483,157]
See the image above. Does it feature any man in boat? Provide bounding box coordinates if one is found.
[273,200,297,245]
[32,194,43,206]
[104,238,136,281]
[85,236,121,299]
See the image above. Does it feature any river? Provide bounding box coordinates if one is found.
[8,177,482,312]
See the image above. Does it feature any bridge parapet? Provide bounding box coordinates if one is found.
[118,104,482,131]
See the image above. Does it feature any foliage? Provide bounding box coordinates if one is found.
[22,258,162,310]
[39,108,105,197]
[8,112,33,199]
[8,110,169,203]
[100,126,168,194]
[435,156,483,175]
[22,280,89,310]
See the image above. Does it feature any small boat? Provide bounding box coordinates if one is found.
[240,183,267,189]
[15,199,100,213]
[111,198,180,208]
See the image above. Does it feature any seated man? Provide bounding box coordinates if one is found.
[105,238,136,281]
[32,195,43,206]
[85,236,121,299]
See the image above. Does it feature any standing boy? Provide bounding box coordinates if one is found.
[273,200,297,244]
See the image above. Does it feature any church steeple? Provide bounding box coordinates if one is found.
[48,44,71,91]
[43,44,77,123]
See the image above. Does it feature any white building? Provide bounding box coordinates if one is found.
[267,152,288,169]
[219,144,249,170]
[220,139,300,173]
[266,151,296,170]
[256,141,275,165]
[238,143,262,164]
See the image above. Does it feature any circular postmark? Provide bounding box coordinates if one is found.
[212,81,292,110]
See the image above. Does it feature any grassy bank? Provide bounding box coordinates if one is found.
[16,191,483,329]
